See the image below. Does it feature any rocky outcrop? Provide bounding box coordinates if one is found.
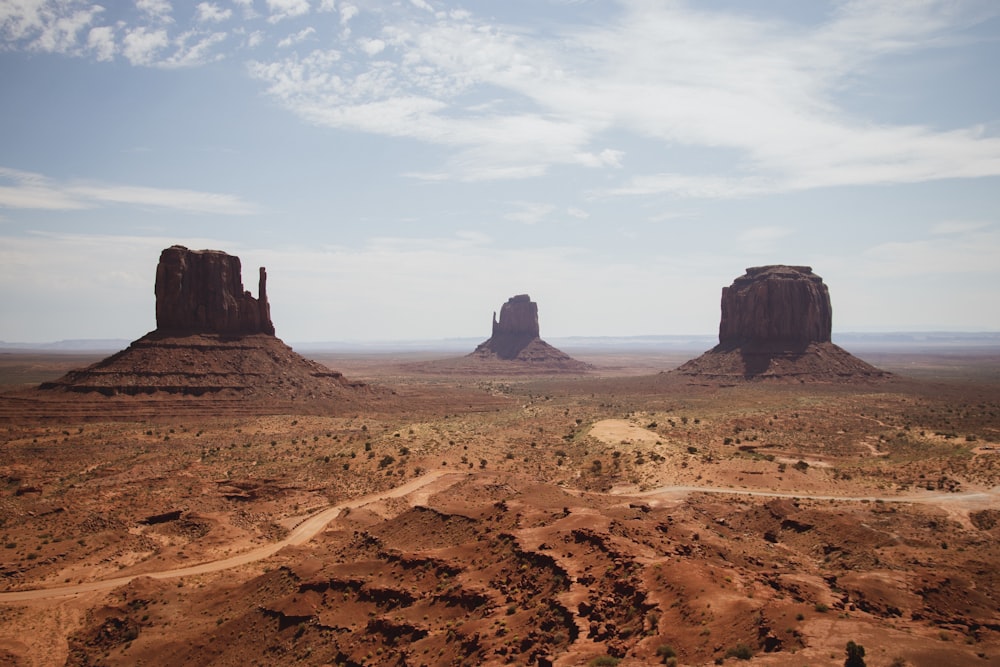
[675,266,888,381]
[718,266,831,347]
[155,245,274,336]
[480,295,541,360]
[492,294,540,340]
[35,246,380,408]
[462,295,590,372]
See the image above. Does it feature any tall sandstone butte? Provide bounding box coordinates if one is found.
[676,265,887,380]
[468,294,589,371]
[718,265,831,347]
[36,245,373,406]
[155,245,274,336]
[484,294,540,359]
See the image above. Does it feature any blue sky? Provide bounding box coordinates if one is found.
[1,0,998,343]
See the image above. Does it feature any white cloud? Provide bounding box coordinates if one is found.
[241,1,1000,189]
[339,4,358,25]
[136,0,173,22]
[567,207,589,219]
[195,2,232,24]
[505,202,555,225]
[267,0,310,23]
[158,30,227,68]
[122,26,170,65]
[87,25,115,61]
[278,26,316,48]
[0,167,260,215]
[359,37,385,56]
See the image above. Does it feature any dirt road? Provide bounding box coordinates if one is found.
[0,469,467,603]
[2,471,996,603]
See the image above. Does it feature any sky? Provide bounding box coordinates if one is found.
[1,0,999,344]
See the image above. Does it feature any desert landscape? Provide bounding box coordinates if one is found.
[1,251,998,667]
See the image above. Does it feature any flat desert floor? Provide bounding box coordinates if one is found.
[1,348,998,666]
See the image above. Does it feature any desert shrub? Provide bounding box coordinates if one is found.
[725,644,752,660]
[814,602,829,612]
[844,640,866,667]
[793,460,809,471]
[587,657,620,667]
[656,644,677,663]
[378,455,395,469]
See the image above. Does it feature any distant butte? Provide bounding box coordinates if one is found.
[466,294,591,372]
[675,265,889,381]
[37,246,376,405]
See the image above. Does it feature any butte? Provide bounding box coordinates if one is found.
[465,294,591,372]
[674,265,889,381]
[31,245,379,414]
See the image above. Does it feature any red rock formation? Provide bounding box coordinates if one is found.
[718,265,831,346]
[480,294,541,360]
[466,294,590,371]
[155,245,274,336]
[675,266,888,381]
[492,294,540,339]
[34,246,381,405]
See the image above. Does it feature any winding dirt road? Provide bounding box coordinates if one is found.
[1,470,996,603]
[0,469,466,603]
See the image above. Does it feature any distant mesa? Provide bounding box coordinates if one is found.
[675,265,889,381]
[38,245,374,404]
[466,294,590,371]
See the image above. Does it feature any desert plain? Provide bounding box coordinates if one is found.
[1,346,999,667]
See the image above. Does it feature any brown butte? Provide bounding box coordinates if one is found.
[6,246,386,417]
[676,265,890,381]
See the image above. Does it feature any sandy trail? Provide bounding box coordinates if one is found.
[2,470,996,603]
[0,469,467,603]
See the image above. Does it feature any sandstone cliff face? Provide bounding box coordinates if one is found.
[675,265,888,381]
[467,294,589,371]
[155,245,274,336]
[718,265,831,347]
[492,294,540,339]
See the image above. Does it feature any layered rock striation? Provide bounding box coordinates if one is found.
[37,246,375,405]
[676,265,888,381]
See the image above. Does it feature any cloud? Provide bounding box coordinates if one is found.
[86,25,115,61]
[278,26,315,49]
[122,26,170,65]
[267,0,310,23]
[505,202,555,225]
[358,37,385,56]
[2,1,998,192]
[195,2,232,24]
[136,0,173,22]
[0,167,260,215]
[244,1,1000,189]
